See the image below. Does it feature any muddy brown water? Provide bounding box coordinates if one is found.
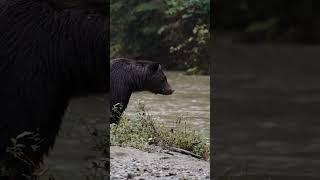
[213,43,320,178]
[41,72,210,179]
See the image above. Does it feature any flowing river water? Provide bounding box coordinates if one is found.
[213,43,320,178]
[42,71,210,179]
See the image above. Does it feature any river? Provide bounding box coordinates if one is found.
[213,43,320,178]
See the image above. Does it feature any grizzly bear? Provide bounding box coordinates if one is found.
[110,58,174,124]
[0,0,108,178]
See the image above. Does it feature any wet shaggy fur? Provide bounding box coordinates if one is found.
[0,0,108,176]
[110,58,174,124]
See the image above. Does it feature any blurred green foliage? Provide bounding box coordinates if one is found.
[215,0,320,43]
[111,0,210,74]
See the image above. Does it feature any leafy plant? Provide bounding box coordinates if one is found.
[110,0,210,74]
[109,101,209,160]
[1,131,44,179]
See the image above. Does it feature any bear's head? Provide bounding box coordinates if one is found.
[144,62,174,95]
[111,58,174,95]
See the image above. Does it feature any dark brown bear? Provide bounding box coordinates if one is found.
[0,0,108,178]
[110,58,174,124]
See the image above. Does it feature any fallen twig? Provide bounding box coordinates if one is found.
[167,147,202,159]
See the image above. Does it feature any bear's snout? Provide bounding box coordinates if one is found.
[167,89,174,95]
[161,87,174,95]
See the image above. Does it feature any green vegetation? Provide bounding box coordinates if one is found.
[108,101,209,160]
[216,1,320,43]
[1,131,43,179]
[111,0,210,74]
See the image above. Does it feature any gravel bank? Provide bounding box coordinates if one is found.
[110,146,210,180]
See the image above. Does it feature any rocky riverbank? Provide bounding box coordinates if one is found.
[110,146,210,180]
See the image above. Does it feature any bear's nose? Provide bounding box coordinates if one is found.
[161,88,174,95]
[167,89,174,95]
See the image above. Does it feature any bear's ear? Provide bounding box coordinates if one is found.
[148,63,161,72]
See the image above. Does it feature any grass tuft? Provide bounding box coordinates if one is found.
[110,101,209,160]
